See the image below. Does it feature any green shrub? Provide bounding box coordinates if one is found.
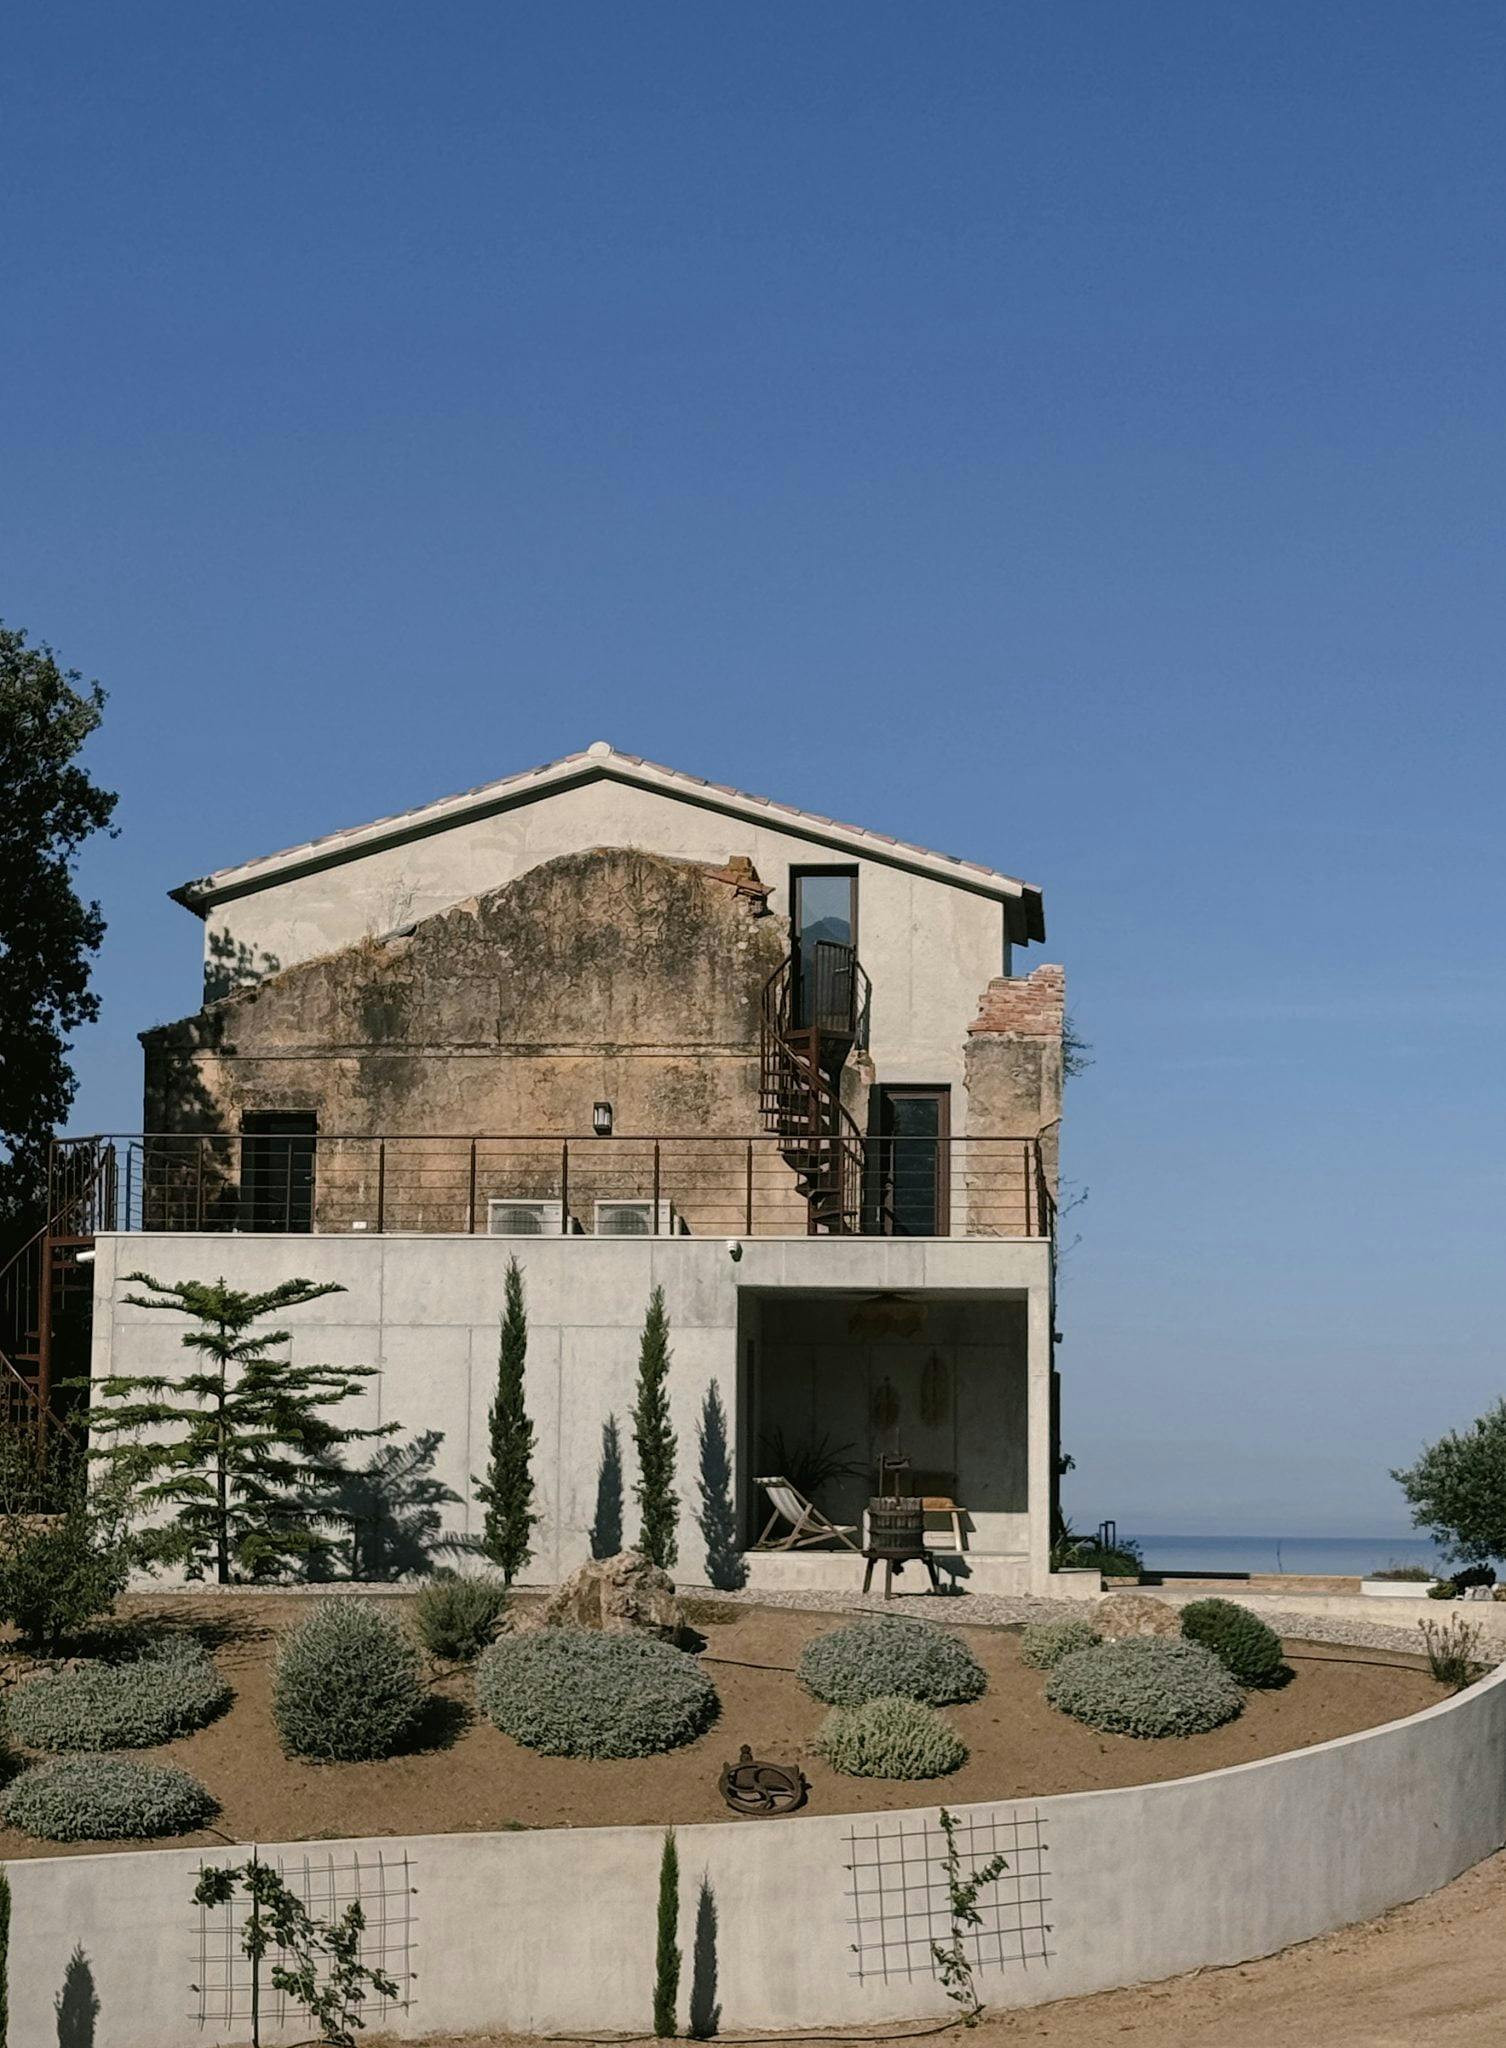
[1046,1637,1242,1738]
[6,1637,230,1752]
[1178,1598,1284,1687]
[798,1615,986,1707]
[272,1601,425,1761]
[4,1757,216,1841]
[1427,1580,1458,1600]
[1018,1617,1101,1670]
[411,1575,508,1661]
[817,1695,967,1779]
[0,1444,134,1654]
[476,1627,717,1758]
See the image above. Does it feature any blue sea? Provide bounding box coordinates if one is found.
[1128,1534,1446,1579]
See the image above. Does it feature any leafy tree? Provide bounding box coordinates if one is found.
[473,1257,536,1583]
[193,1855,399,2048]
[86,1275,393,1584]
[633,1286,679,1571]
[0,623,117,1239]
[1394,1401,1506,1569]
[0,1426,133,1650]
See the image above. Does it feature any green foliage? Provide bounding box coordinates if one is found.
[85,1274,395,1584]
[4,1756,215,1841]
[1394,1401,1506,1570]
[476,1627,717,1758]
[411,1575,508,1661]
[817,1695,967,1779]
[1179,1598,1285,1687]
[653,1828,680,2039]
[929,1806,1011,2026]
[696,1380,745,1592]
[0,1430,133,1652]
[1046,1637,1243,1738]
[195,1854,401,2048]
[1370,1563,1435,1582]
[633,1288,679,1570]
[474,1259,537,1585]
[0,620,118,1233]
[1419,1614,1484,1692]
[798,1614,987,1707]
[755,1426,862,1500]
[1427,1579,1458,1599]
[272,1601,425,1761]
[6,1636,230,1751]
[1018,1616,1102,1670]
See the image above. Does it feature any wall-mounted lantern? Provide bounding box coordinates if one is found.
[593,1101,614,1137]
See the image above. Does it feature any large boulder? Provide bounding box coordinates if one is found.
[1095,1591,1181,1641]
[542,1552,683,1641]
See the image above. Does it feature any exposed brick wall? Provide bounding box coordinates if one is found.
[967,963,1064,1037]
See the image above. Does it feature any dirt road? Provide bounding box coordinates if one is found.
[399,1848,1506,2048]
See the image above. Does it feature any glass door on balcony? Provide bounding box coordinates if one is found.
[869,1086,950,1236]
[790,867,857,1030]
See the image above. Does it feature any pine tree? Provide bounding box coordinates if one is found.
[652,1828,681,2039]
[474,1256,536,1584]
[633,1286,679,1571]
[86,1274,394,1584]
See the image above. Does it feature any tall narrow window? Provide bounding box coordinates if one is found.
[240,1112,317,1233]
[790,866,858,1030]
[869,1087,950,1237]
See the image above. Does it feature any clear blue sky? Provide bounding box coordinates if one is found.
[6,4,1504,1536]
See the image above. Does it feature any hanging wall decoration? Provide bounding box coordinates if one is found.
[919,1352,951,1429]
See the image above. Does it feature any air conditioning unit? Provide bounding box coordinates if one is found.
[592,1200,687,1237]
[487,1199,575,1235]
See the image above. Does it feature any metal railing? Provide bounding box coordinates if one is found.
[52,1133,1056,1242]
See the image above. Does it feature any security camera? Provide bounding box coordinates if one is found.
[725,1239,743,1261]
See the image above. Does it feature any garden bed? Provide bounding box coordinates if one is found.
[0,1593,1444,1859]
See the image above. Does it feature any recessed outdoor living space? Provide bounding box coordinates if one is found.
[740,1286,1035,1594]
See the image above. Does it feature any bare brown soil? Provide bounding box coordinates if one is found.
[401,1848,1506,2047]
[0,1593,1443,1860]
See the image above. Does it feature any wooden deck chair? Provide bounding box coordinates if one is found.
[753,1475,861,1552]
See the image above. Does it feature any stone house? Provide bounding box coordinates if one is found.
[48,743,1075,1592]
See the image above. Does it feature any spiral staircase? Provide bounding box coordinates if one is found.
[759,939,872,1233]
[0,1141,109,1440]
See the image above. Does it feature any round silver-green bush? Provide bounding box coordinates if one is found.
[817,1695,967,1779]
[476,1627,717,1758]
[1017,1616,1102,1671]
[4,1756,216,1841]
[1045,1637,1243,1738]
[272,1600,425,1762]
[6,1638,230,1752]
[798,1615,986,1707]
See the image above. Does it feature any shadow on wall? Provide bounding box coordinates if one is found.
[204,929,283,1002]
[689,1874,720,2039]
[305,1430,466,1580]
[56,1945,100,2047]
[592,1415,624,1560]
[697,1383,746,1592]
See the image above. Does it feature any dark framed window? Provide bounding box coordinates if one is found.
[789,866,858,1029]
[240,1111,317,1233]
[868,1086,950,1237]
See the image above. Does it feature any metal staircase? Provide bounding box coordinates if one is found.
[0,1140,111,1437]
[759,940,872,1233]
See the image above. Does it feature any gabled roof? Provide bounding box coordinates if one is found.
[171,740,1046,940]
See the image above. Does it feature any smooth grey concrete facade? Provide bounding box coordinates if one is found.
[89,1229,1056,1587]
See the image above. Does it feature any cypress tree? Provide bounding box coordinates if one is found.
[652,1828,681,2038]
[633,1286,679,1571]
[475,1257,537,1584]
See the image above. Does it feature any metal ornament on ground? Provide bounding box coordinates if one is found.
[719,1744,808,1815]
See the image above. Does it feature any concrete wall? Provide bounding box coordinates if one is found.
[90,1231,1053,1588]
[194,774,1017,1110]
[8,1655,1505,2045]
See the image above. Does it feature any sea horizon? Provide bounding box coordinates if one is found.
[1125,1532,1447,1578]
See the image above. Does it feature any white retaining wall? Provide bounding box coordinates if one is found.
[9,1660,1506,2046]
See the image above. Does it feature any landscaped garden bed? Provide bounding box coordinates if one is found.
[0,1592,1447,1859]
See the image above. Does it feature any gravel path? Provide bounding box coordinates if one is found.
[708,1582,1501,1661]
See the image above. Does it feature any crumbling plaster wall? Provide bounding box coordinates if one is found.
[147,847,786,1142]
[194,774,1014,1105]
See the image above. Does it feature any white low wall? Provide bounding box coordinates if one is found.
[9,1661,1506,2045]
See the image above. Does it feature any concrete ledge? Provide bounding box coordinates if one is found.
[7,1654,1504,2044]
